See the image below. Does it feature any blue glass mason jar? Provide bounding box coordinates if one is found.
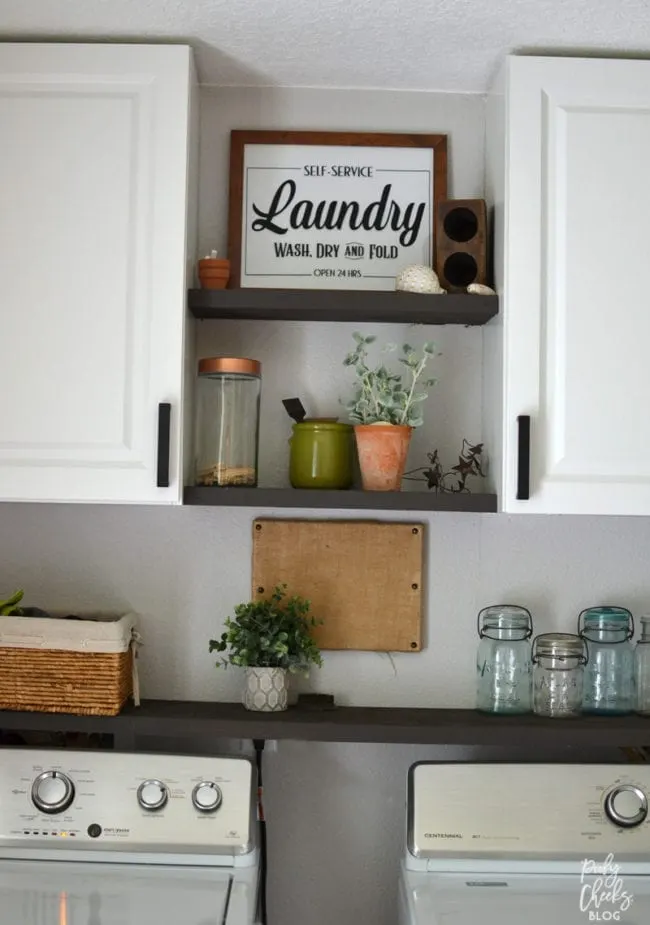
[579,606,635,715]
[476,605,533,714]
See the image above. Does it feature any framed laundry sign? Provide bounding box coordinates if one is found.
[228,131,447,290]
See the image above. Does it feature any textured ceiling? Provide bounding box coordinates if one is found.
[1,0,650,92]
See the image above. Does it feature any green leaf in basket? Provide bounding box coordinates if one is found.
[0,589,24,616]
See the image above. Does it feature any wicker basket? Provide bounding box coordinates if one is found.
[0,613,139,716]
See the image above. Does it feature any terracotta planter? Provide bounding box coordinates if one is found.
[198,257,230,290]
[354,424,413,491]
[199,275,229,290]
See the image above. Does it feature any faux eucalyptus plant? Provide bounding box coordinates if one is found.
[343,332,436,428]
[209,585,323,674]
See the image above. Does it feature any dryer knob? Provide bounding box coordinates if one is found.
[32,771,75,814]
[605,785,648,828]
[137,779,169,811]
[192,781,223,813]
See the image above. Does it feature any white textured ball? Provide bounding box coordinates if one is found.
[396,264,446,294]
[467,283,496,295]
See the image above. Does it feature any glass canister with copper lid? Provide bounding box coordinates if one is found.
[194,357,261,487]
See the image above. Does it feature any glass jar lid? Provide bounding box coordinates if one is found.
[578,605,634,641]
[477,605,532,639]
[532,632,587,662]
[198,357,261,377]
[582,605,631,624]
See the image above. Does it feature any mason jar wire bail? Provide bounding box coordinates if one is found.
[577,605,634,644]
[477,605,533,640]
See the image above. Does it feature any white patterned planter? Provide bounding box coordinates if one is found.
[243,667,288,712]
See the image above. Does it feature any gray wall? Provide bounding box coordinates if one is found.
[0,86,641,924]
[197,86,486,258]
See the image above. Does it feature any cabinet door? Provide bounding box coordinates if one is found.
[502,57,650,514]
[0,44,193,503]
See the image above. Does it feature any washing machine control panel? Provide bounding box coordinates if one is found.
[0,749,254,856]
[408,763,650,862]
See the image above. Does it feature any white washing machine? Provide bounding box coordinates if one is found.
[399,761,650,924]
[0,749,259,925]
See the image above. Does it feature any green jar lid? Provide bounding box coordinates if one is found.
[583,606,631,623]
[292,420,353,432]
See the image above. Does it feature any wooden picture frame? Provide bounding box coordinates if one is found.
[228,130,448,290]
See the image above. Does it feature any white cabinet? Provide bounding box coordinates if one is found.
[0,44,197,503]
[486,56,650,515]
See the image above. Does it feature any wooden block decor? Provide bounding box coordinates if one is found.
[435,199,487,292]
[251,519,424,652]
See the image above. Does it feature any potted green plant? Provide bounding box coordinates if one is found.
[343,332,436,491]
[209,585,323,712]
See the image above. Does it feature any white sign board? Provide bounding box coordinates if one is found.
[232,138,445,290]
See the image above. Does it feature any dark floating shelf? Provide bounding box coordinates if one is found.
[183,487,497,512]
[0,702,648,748]
[188,288,498,325]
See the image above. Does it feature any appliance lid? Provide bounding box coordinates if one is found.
[403,869,649,925]
[0,859,257,925]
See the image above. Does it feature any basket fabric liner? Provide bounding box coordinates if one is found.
[0,613,141,715]
[0,612,138,652]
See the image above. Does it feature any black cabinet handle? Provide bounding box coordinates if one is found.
[156,403,171,488]
[516,415,530,501]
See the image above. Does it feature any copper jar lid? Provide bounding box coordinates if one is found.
[198,357,261,376]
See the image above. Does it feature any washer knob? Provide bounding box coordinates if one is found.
[137,779,169,811]
[192,781,222,813]
[32,771,75,814]
[605,785,648,828]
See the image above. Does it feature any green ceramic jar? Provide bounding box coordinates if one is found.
[289,420,354,489]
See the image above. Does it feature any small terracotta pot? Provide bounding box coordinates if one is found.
[354,424,413,491]
[199,257,230,272]
[199,275,229,290]
[198,257,230,290]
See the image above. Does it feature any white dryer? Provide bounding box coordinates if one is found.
[0,749,259,925]
[400,761,650,924]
